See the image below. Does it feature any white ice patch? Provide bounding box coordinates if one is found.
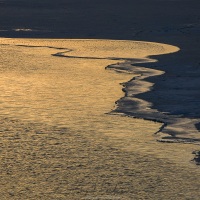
[13,28,35,32]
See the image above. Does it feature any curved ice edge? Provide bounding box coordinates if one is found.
[106,60,200,165]
[192,151,200,165]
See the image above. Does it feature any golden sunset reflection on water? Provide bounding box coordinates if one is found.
[0,38,200,199]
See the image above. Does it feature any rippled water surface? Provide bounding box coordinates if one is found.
[0,38,200,199]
